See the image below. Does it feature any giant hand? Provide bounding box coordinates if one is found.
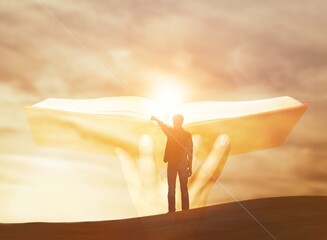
[115,134,231,216]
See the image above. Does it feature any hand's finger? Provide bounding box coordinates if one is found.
[192,134,202,159]
[191,134,203,172]
[201,134,230,180]
[138,134,159,188]
[190,134,230,199]
[115,147,142,189]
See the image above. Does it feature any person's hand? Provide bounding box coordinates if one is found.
[187,167,192,177]
[150,116,157,121]
[115,133,230,217]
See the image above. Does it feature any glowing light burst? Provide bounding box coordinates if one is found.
[152,83,184,111]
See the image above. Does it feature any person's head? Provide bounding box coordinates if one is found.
[173,114,184,128]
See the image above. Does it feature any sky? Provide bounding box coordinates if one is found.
[0,0,326,222]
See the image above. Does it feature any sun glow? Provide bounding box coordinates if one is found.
[152,82,184,111]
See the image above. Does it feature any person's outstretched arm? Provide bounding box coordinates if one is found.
[151,116,170,136]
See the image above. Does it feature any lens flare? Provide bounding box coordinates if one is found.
[152,83,184,110]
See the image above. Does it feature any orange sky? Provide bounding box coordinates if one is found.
[0,0,326,222]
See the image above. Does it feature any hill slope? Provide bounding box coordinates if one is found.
[0,196,326,240]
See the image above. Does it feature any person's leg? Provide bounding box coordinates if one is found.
[178,168,189,211]
[167,167,177,212]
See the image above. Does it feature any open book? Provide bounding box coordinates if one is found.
[25,96,307,160]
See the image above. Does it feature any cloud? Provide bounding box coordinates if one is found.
[1,0,327,99]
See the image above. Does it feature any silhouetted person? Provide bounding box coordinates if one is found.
[151,114,193,213]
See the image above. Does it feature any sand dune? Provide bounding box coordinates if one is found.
[0,196,326,240]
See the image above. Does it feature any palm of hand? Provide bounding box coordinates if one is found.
[115,134,230,217]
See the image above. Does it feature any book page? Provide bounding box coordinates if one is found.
[174,96,303,125]
[25,105,167,161]
[184,103,307,158]
[33,96,166,121]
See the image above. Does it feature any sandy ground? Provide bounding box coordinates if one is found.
[0,196,326,240]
